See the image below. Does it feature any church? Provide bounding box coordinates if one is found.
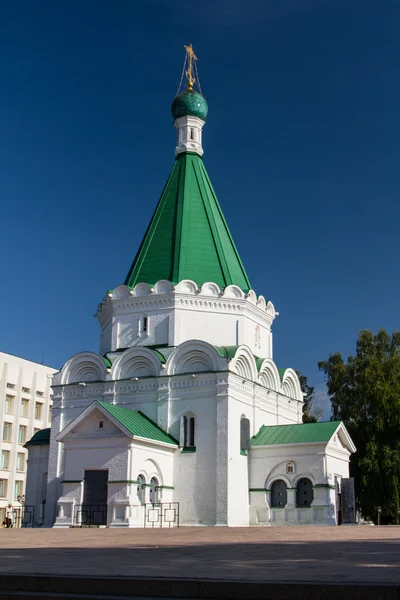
[25,46,356,528]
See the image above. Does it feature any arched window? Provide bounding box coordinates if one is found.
[296,477,314,507]
[271,480,287,508]
[149,476,159,504]
[137,474,146,504]
[180,415,195,448]
[240,416,250,452]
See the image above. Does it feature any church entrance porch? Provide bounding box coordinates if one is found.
[73,470,108,527]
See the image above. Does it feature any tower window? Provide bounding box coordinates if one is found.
[240,416,250,452]
[143,316,148,333]
[98,420,104,430]
[180,414,195,448]
[190,128,195,140]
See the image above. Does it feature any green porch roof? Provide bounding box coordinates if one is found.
[125,152,251,292]
[25,428,51,446]
[98,401,178,446]
[250,421,341,446]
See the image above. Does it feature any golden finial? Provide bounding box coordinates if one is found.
[184,43,197,91]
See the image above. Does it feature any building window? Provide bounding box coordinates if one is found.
[16,452,25,472]
[137,474,146,504]
[240,416,251,452]
[22,386,31,394]
[36,391,44,397]
[3,422,12,442]
[35,402,43,420]
[6,383,15,389]
[149,477,159,504]
[20,399,29,418]
[180,415,195,448]
[286,462,295,474]
[14,480,23,499]
[18,425,27,445]
[190,128,195,140]
[296,477,314,507]
[5,395,14,414]
[1,450,10,470]
[98,420,104,430]
[0,479,8,498]
[271,480,288,507]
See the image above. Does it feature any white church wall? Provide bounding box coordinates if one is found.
[226,391,252,526]
[169,375,219,525]
[96,283,276,359]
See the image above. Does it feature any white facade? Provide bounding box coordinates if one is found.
[0,352,56,517]
[23,278,355,529]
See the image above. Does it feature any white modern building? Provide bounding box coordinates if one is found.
[0,352,56,523]
[25,47,356,529]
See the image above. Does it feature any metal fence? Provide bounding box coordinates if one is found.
[1,505,35,528]
[73,504,107,527]
[144,502,179,528]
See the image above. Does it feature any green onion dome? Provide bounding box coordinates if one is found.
[172,90,208,122]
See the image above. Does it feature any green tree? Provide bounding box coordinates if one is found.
[296,371,322,423]
[318,329,400,522]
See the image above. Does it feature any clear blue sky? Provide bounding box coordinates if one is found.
[1,0,399,412]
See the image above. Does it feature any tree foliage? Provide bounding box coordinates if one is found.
[319,329,400,522]
[296,371,322,423]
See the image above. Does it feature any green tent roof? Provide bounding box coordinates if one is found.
[98,401,178,446]
[125,152,251,293]
[250,421,341,446]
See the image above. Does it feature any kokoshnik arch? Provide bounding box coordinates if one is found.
[24,45,355,528]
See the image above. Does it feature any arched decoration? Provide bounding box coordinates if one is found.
[111,347,162,380]
[245,290,257,305]
[111,285,131,300]
[265,474,291,491]
[280,368,303,402]
[149,476,160,504]
[230,346,258,382]
[166,340,221,375]
[223,285,244,299]
[258,358,281,391]
[199,282,221,297]
[256,295,266,311]
[240,415,250,452]
[153,280,174,294]
[131,282,152,297]
[61,352,108,385]
[270,480,288,508]
[174,279,199,294]
[180,413,195,448]
[137,474,146,504]
[296,477,314,507]
[266,301,276,318]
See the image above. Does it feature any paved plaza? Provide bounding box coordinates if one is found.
[0,526,399,585]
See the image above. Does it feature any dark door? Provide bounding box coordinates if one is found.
[82,470,108,525]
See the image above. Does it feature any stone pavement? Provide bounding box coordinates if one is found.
[0,526,399,584]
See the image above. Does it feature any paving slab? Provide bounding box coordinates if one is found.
[0,526,399,585]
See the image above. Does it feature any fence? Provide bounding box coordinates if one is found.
[1,505,35,528]
[144,502,179,528]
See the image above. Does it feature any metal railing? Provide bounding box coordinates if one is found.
[73,504,107,527]
[144,502,179,528]
[1,505,35,528]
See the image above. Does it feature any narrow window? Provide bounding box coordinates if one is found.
[190,128,195,140]
[240,416,250,452]
[0,479,8,498]
[3,422,12,442]
[143,316,148,333]
[99,420,104,430]
[137,474,146,504]
[180,415,195,448]
[149,477,159,504]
